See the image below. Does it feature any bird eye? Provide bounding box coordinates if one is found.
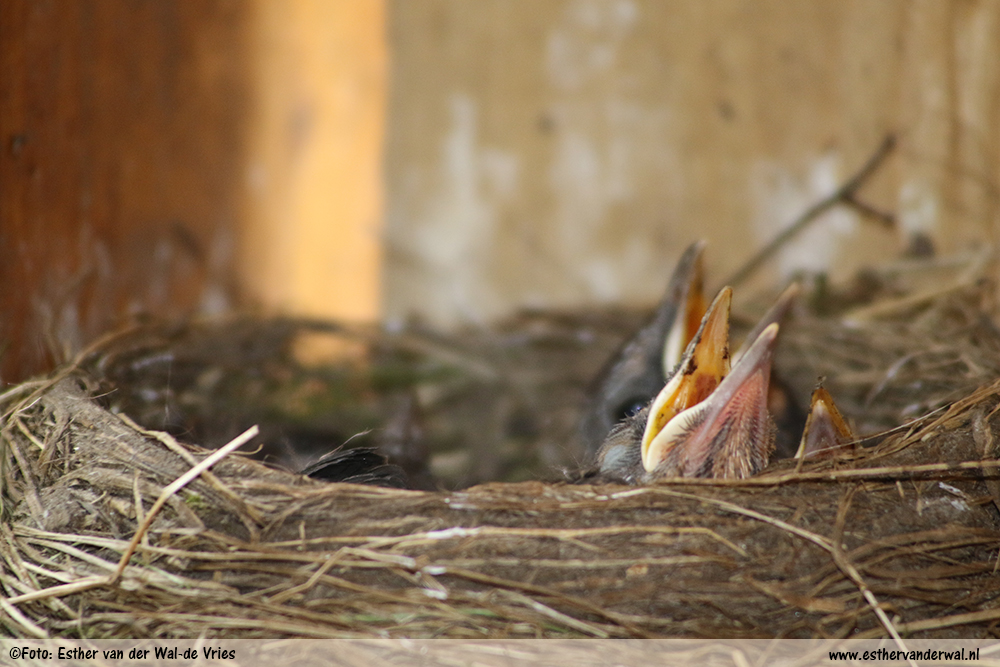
[615,398,646,422]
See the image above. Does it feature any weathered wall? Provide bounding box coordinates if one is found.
[383,0,1000,327]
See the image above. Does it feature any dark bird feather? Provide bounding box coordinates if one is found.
[579,241,706,454]
[300,446,409,488]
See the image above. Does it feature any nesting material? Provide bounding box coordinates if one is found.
[777,271,1000,435]
[1,256,1000,639]
[74,312,640,488]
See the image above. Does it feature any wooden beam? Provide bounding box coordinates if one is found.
[240,0,388,327]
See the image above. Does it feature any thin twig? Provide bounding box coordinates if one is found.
[111,424,259,581]
[855,607,1000,638]
[586,457,1000,489]
[117,413,263,531]
[4,575,107,606]
[499,589,610,638]
[643,487,911,654]
[3,425,259,606]
[0,596,49,638]
[724,135,896,288]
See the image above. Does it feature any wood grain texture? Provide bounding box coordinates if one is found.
[239,0,388,327]
[0,1,249,381]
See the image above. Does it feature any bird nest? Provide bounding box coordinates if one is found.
[2,255,1000,639]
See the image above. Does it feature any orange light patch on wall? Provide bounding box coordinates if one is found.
[241,0,387,337]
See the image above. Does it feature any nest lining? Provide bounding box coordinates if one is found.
[1,380,999,638]
[2,266,1000,639]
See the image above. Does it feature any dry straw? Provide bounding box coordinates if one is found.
[1,260,999,640]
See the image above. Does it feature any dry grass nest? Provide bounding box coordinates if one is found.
[2,255,1000,640]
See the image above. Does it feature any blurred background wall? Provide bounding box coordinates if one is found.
[2,0,999,381]
[383,0,1000,326]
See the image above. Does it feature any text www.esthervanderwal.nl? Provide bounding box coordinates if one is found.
[828,647,980,662]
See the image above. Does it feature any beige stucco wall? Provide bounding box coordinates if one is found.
[382,1,1000,327]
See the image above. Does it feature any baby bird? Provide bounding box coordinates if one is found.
[595,287,779,483]
[591,281,852,483]
[579,241,708,455]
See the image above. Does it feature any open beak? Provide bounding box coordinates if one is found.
[795,384,856,459]
[641,287,733,472]
[642,319,779,479]
[732,282,799,365]
[662,241,707,374]
[580,240,711,456]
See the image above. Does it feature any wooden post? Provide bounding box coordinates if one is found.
[240,0,388,336]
